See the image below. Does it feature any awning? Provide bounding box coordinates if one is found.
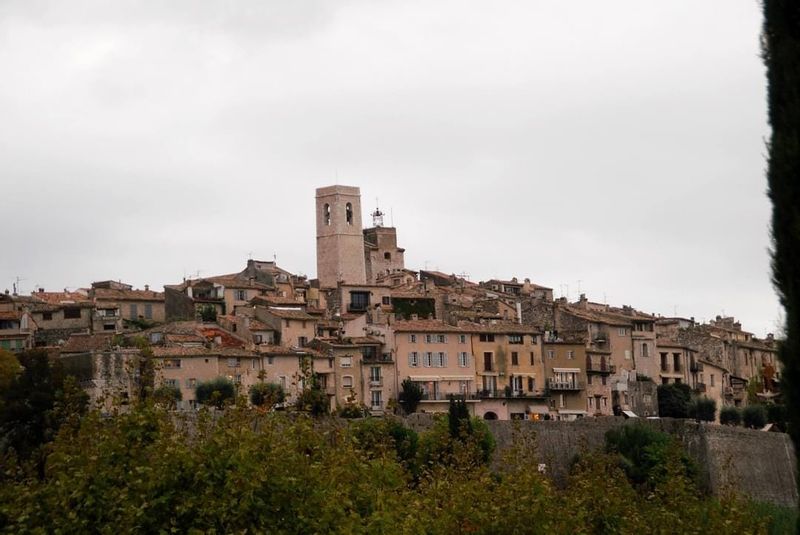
[558,410,588,415]
[622,410,638,418]
[528,405,549,414]
[553,368,580,373]
[408,376,441,382]
[440,375,475,381]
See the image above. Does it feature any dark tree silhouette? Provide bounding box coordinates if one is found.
[763,0,800,519]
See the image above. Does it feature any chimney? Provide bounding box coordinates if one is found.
[38,288,44,293]
[144,284,150,292]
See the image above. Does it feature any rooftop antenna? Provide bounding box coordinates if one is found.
[248,251,253,260]
[673,305,678,317]
[273,252,277,262]
[390,207,394,227]
[13,276,25,295]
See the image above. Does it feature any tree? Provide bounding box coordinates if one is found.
[195,377,235,409]
[249,382,285,409]
[199,305,217,322]
[152,384,182,409]
[656,383,692,418]
[399,379,423,414]
[743,404,768,430]
[689,397,716,422]
[448,395,471,438]
[293,358,328,416]
[605,423,696,488]
[762,0,800,516]
[720,406,741,426]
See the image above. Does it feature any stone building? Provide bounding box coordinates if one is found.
[315,185,368,288]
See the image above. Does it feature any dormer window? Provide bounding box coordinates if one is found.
[346,202,353,225]
[324,204,331,225]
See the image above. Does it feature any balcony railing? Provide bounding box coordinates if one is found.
[369,378,383,387]
[547,379,584,391]
[420,392,480,401]
[363,353,393,363]
[587,363,616,374]
[478,389,546,399]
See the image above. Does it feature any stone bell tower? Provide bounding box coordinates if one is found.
[315,185,367,288]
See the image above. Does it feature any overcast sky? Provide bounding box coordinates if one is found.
[0,1,779,336]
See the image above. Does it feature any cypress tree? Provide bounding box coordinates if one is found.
[763,0,800,518]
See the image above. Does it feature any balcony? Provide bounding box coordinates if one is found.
[695,382,707,393]
[478,389,546,399]
[547,379,584,391]
[586,363,616,374]
[369,378,383,387]
[363,353,393,364]
[421,392,480,401]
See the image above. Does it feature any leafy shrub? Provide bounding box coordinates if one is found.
[657,383,693,418]
[350,417,418,467]
[765,402,787,432]
[338,403,369,418]
[152,385,182,409]
[720,406,741,426]
[249,382,284,409]
[689,397,716,422]
[605,422,696,487]
[295,384,328,416]
[743,404,768,429]
[195,377,235,409]
[399,379,423,414]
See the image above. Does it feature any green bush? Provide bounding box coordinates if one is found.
[605,422,696,488]
[399,379,423,414]
[249,382,284,409]
[152,384,182,409]
[743,404,768,429]
[720,406,741,426]
[657,383,693,418]
[195,377,235,409]
[689,397,716,422]
[765,402,787,432]
[338,403,369,418]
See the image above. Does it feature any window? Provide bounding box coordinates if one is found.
[458,352,469,367]
[42,312,53,321]
[624,350,631,360]
[479,333,495,342]
[341,356,352,368]
[559,394,565,408]
[423,352,433,367]
[164,379,178,388]
[144,304,152,319]
[343,375,353,388]
[588,374,593,385]
[511,352,519,366]
[528,377,535,391]
[382,296,391,305]
[512,376,523,392]
[187,378,197,388]
[64,308,81,319]
[371,390,382,409]
[370,366,381,383]
[103,309,117,317]
[298,336,308,347]
[103,324,115,331]
[601,376,607,386]
[267,355,274,365]
[130,304,138,318]
[710,374,715,387]
[641,343,649,358]
[547,350,555,359]
[409,352,419,367]
[234,374,242,384]
[279,376,287,389]
[227,358,240,368]
[567,350,575,359]
[618,328,627,336]
[235,289,247,301]
[508,334,523,344]
[384,252,391,260]
[251,359,257,370]
[345,202,353,225]
[324,203,331,225]
[530,352,535,365]
[458,334,467,344]
[437,334,447,343]
[349,291,370,311]
[483,352,493,372]
[434,352,445,367]
[409,334,417,343]
[163,358,181,369]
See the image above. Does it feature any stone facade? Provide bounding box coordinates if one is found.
[316,185,367,288]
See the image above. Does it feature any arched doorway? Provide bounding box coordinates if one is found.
[483,411,498,420]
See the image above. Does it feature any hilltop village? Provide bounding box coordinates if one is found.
[0,185,781,420]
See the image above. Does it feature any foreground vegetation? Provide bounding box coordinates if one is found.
[0,405,787,533]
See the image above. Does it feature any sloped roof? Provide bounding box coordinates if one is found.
[92,288,164,302]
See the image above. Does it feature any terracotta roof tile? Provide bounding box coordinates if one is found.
[263,308,317,321]
[92,288,164,302]
[60,333,115,353]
